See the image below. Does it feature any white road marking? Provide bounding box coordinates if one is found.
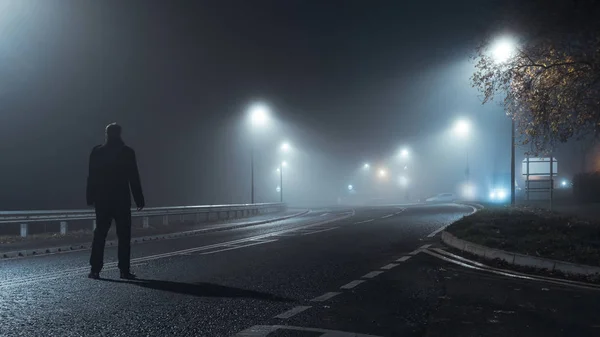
[233,325,278,336]
[340,280,365,289]
[301,227,338,236]
[274,306,312,319]
[354,219,374,224]
[233,325,382,337]
[199,240,278,255]
[362,271,384,279]
[420,244,432,249]
[429,247,600,291]
[381,263,399,270]
[0,210,357,289]
[310,292,341,302]
[320,213,330,217]
[408,249,421,255]
[396,256,411,262]
[426,205,477,237]
[381,214,393,219]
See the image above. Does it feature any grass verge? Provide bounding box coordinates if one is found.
[446,206,600,267]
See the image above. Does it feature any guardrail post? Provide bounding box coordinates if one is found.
[162,215,169,226]
[180,214,185,223]
[20,223,28,237]
[60,221,68,235]
[93,219,96,230]
[143,217,149,229]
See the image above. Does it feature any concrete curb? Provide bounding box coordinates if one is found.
[441,231,600,276]
[1,210,310,259]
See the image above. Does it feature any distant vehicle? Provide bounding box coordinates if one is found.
[425,193,455,203]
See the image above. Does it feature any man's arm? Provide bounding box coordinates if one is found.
[128,149,145,210]
[86,147,98,206]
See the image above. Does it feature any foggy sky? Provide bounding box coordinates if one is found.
[0,0,582,210]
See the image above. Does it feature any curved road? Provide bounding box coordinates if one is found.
[1,204,599,336]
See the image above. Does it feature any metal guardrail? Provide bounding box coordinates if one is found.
[0,203,286,237]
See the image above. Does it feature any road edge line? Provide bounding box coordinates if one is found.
[0,209,311,260]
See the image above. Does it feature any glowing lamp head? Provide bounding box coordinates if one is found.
[249,103,270,127]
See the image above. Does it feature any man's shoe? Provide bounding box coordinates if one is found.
[88,271,100,279]
[120,271,137,280]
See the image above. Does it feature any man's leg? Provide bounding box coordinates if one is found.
[115,208,132,274]
[89,208,112,274]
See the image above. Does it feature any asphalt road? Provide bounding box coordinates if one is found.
[1,204,599,337]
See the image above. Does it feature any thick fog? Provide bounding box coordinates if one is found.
[0,0,594,210]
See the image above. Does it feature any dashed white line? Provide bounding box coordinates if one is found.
[408,249,420,255]
[320,213,330,217]
[396,256,411,262]
[301,227,338,236]
[381,263,399,270]
[274,306,312,319]
[310,292,341,302]
[340,280,365,289]
[381,214,393,219]
[362,271,384,279]
[420,244,432,249]
[354,219,374,224]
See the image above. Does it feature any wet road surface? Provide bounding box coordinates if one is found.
[2,203,598,336]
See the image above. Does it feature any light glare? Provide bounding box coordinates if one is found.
[249,103,270,127]
[492,38,516,64]
[454,119,470,138]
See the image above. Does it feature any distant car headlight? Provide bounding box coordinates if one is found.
[497,189,507,199]
[489,188,508,201]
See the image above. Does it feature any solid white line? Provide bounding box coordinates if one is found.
[310,292,341,302]
[1,211,357,289]
[381,263,399,270]
[381,214,393,219]
[354,219,374,224]
[426,205,477,238]
[420,244,432,249]
[362,271,384,279]
[274,306,312,319]
[199,240,278,255]
[301,227,338,236]
[320,213,329,217]
[430,247,600,291]
[396,256,411,262]
[340,280,365,289]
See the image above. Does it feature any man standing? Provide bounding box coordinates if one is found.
[87,123,145,280]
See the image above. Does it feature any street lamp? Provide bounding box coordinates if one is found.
[453,118,471,185]
[248,102,271,204]
[400,148,409,159]
[363,163,370,170]
[348,184,353,191]
[491,37,517,205]
[281,142,290,152]
[379,168,387,178]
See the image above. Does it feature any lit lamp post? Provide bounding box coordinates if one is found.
[278,142,290,203]
[491,37,517,205]
[453,118,471,187]
[399,147,410,200]
[249,102,270,204]
[279,160,288,202]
